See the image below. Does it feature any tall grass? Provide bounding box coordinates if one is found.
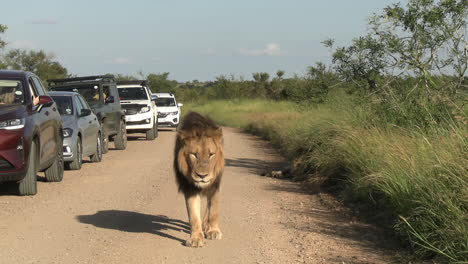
[184,93,468,263]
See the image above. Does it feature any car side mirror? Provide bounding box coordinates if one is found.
[177,103,183,107]
[39,95,54,107]
[79,109,92,117]
[105,96,115,104]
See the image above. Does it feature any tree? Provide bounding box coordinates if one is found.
[0,24,6,50]
[252,72,270,97]
[0,24,7,68]
[371,0,467,89]
[2,49,68,84]
[325,35,387,91]
[146,72,178,93]
[114,74,138,82]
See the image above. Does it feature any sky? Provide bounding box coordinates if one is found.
[1,0,401,81]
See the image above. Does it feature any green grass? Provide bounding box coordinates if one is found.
[183,95,468,263]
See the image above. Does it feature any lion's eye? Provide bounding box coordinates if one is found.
[209,153,215,158]
[190,153,198,159]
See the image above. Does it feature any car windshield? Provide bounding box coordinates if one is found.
[51,85,101,105]
[51,96,73,115]
[117,87,148,100]
[0,79,24,105]
[155,97,176,107]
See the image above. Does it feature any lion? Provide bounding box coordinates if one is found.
[174,112,225,247]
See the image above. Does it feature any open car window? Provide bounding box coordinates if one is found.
[52,85,101,105]
[0,80,24,105]
[51,96,74,115]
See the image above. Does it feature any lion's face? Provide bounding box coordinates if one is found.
[177,129,224,189]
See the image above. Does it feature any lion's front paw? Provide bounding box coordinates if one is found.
[185,232,205,248]
[205,229,223,240]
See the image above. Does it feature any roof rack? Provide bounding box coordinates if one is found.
[116,80,147,86]
[48,74,115,85]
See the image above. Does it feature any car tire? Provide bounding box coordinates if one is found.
[67,137,82,170]
[114,120,127,150]
[90,132,103,163]
[154,120,159,138]
[18,141,38,196]
[146,121,156,140]
[44,136,64,182]
[101,124,109,154]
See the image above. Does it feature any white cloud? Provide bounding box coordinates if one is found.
[8,40,37,50]
[238,43,285,57]
[29,19,59,25]
[111,57,132,65]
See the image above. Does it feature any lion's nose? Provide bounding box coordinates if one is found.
[196,172,209,179]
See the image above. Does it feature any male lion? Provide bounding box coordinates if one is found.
[174,112,225,247]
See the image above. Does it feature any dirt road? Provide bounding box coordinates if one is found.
[0,128,399,264]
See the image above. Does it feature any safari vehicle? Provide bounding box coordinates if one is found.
[0,70,64,196]
[48,75,127,153]
[117,80,158,140]
[153,93,182,129]
[49,91,103,170]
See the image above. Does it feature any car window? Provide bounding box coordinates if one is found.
[0,79,23,105]
[117,87,149,100]
[32,77,46,95]
[103,85,110,101]
[28,78,41,106]
[74,95,84,115]
[155,97,176,107]
[77,95,91,110]
[51,96,73,115]
[51,85,101,105]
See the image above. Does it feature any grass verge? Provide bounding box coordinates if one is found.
[183,96,467,263]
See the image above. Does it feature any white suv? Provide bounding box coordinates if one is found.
[153,93,182,129]
[117,81,158,140]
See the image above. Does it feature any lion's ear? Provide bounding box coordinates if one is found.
[212,127,223,140]
[177,130,188,141]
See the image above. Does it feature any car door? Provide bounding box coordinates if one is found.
[77,95,98,155]
[75,95,91,155]
[30,77,57,168]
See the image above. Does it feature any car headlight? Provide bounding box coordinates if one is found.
[169,111,178,115]
[140,106,150,113]
[0,118,25,130]
[63,128,73,138]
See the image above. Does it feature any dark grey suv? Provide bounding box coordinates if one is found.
[48,75,127,153]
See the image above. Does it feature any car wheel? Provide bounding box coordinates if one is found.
[18,141,38,196]
[44,136,64,182]
[114,120,127,150]
[146,121,156,140]
[101,124,109,154]
[154,120,159,138]
[67,137,82,170]
[90,132,103,163]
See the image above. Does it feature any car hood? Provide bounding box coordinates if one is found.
[120,100,149,105]
[157,106,179,113]
[0,104,27,120]
[61,115,76,129]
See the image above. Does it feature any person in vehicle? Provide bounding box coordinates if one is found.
[0,87,15,104]
[29,82,40,106]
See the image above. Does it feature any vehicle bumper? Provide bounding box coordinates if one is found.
[157,114,179,126]
[125,112,154,130]
[0,129,28,182]
[63,134,77,162]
